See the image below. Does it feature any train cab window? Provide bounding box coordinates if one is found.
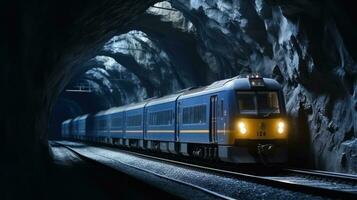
[237,91,280,116]
[256,92,280,115]
[237,92,257,114]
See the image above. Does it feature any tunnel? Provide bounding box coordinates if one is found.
[1,0,356,199]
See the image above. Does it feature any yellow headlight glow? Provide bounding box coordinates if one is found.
[277,121,285,134]
[238,122,247,134]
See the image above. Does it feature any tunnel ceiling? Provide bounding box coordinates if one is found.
[0,0,356,182]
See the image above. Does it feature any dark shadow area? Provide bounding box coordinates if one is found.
[47,144,181,200]
[287,92,314,169]
[49,91,110,139]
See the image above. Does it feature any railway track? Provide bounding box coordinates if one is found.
[53,141,235,200]
[116,148,357,199]
[54,141,357,199]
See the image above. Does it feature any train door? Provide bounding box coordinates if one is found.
[143,107,147,139]
[175,101,181,141]
[209,95,218,143]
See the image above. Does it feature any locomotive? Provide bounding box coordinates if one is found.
[62,75,288,164]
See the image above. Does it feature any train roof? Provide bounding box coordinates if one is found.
[62,119,72,124]
[179,77,281,99]
[78,114,89,120]
[95,110,109,117]
[105,106,126,115]
[77,76,281,118]
[99,97,156,116]
[72,115,83,122]
[124,99,151,111]
[230,78,281,90]
[146,92,183,106]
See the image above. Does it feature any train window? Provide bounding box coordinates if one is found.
[182,105,206,124]
[237,92,257,114]
[237,91,280,115]
[149,110,173,126]
[111,116,123,128]
[127,114,142,126]
[256,92,280,114]
[99,119,107,130]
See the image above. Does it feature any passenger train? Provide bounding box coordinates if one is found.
[62,75,288,164]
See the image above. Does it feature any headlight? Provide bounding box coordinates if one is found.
[277,121,285,134]
[238,122,247,134]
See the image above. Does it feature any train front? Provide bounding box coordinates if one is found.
[220,76,288,164]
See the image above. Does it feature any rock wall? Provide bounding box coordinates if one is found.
[170,0,356,173]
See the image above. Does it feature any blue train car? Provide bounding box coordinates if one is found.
[107,107,125,145]
[85,114,95,141]
[94,110,110,142]
[177,92,210,143]
[145,93,180,152]
[124,102,148,147]
[72,116,81,139]
[61,119,72,138]
[176,79,231,156]
[77,114,88,140]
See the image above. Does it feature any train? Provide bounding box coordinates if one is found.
[62,75,288,164]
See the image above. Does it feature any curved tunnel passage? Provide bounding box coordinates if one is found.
[0,0,356,197]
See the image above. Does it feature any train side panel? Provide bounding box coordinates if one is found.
[109,111,125,139]
[94,113,110,141]
[85,114,95,141]
[125,108,143,140]
[178,95,210,143]
[77,115,88,139]
[72,117,79,139]
[61,119,71,138]
[145,102,176,142]
[178,89,232,144]
[215,90,232,145]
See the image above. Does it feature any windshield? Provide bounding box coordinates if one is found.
[237,91,280,115]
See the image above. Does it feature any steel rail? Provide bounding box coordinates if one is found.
[284,168,357,182]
